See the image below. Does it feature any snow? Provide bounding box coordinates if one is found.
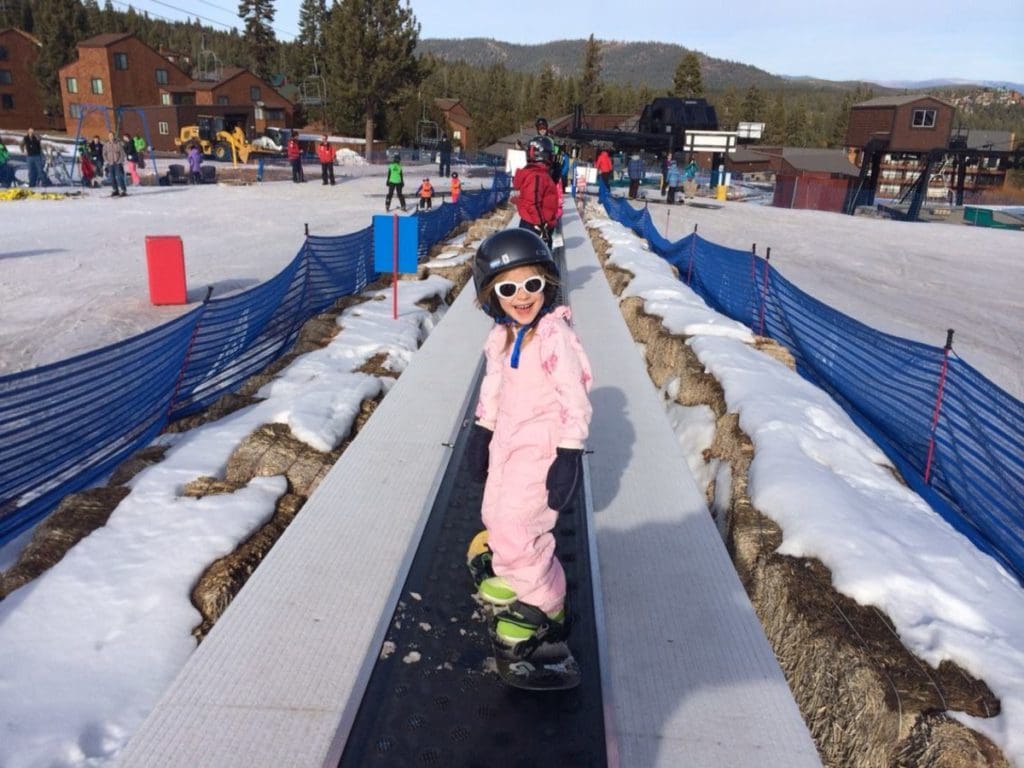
[0,167,1022,766]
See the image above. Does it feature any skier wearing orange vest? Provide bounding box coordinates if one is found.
[418,177,434,210]
[450,172,461,203]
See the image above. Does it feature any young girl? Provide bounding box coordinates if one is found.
[466,228,593,648]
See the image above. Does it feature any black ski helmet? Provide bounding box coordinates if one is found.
[473,228,560,319]
[527,135,554,165]
[535,116,548,131]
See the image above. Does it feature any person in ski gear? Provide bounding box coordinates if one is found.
[102,131,127,197]
[417,177,433,209]
[317,135,336,185]
[123,133,140,186]
[0,140,14,188]
[385,153,406,211]
[595,148,613,193]
[627,153,644,199]
[187,143,202,184]
[466,227,593,647]
[512,136,560,246]
[20,128,44,187]
[450,171,461,203]
[88,135,104,179]
[133,134,147,168]
[79,148,98,188]
[438,134,452,177]
[287,136,304,183]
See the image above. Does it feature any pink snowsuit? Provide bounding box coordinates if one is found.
[475,306,593,614]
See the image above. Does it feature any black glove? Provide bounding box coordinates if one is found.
[546,448,583,511]
[465,424,493,483]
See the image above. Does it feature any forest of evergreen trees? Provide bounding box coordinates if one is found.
[5,0,1020,151]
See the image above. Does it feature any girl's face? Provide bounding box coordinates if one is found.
[494,266,545,326]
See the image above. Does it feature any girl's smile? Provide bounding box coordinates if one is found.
[495,266,544,326]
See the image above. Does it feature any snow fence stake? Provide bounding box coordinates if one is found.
[685,225,697,286]
[924,328,955,484]
[759,247,771,336]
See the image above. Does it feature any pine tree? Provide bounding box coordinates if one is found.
[31,0,82,120]
[238,0,277,79]
[671,52,703,98]
[323,0,421,158]
[579,34,603,114]
[296,0,327,69]
[740,85,765,123]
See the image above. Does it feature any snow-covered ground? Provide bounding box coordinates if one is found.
[0,168,1022,766]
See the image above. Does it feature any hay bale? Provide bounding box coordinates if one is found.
[225,423,339,497]
[190,492,305,641]
[581,210,1007,767]
[0,486,130,598]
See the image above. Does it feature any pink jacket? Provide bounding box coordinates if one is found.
[475,306,593,612]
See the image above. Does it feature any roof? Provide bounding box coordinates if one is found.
[434,98,461,111]
[0,28,42,46]
[965,129,1015,151]
[76,33,133,48]
[781,147,859,176]
[854,94,955,109]
[480,129,536,157]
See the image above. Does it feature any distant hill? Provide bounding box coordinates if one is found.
[416,38,887,94]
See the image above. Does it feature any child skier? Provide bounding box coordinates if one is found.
[450,172,461,203]
[512,136,560,246]
[417,176,433,209]
[465,227,593,651]
[385,153,406,212]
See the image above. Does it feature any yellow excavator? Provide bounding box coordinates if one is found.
[174,116,283,164]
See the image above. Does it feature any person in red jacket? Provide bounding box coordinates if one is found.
[286,136,305,183]
[513,136,560,247]
[595,148,613,193]
[316,135,336,185]
[450,172,461,203]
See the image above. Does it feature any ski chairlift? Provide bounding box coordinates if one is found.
[417,119,440,149]
[298,75,326,107]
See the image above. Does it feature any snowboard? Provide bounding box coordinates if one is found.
[467,530,581,691]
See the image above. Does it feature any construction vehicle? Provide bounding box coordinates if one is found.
[174,115,284,163]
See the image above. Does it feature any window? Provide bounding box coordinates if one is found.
[155,68,168,85]
[158,121,169,135]
[2,94,15,110]
[160,93,171,105]
[217,95,229,105]
[113,52,128,70]
[66,76,78,93]
[69,103,83,118]
[249,85,261,101]
[90,78,104,94]
[0,70,10,85]
[0,46,7,60]
[911,109,936,128]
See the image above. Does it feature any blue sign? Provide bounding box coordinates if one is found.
[373,214,419,274]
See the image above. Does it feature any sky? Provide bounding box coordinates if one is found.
[117,0,1024,84]
[0,152,1023,766]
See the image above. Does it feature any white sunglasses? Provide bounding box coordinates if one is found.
[494,276,546,299]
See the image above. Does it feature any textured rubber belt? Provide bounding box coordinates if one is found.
[337,381,606,767]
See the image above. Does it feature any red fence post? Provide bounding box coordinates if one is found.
[924,329,955,484]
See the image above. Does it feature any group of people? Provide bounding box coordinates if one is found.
[383,149,461,212]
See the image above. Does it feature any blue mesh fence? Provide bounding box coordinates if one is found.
[0,173,510,544]
[601,191,1024,584]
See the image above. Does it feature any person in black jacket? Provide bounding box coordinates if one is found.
[20,128,44,187]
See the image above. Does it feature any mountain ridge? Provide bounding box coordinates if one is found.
[417,37,1022,94]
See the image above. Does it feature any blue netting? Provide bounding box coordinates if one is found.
[0,174,510,544]
[601,191,1024,584]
